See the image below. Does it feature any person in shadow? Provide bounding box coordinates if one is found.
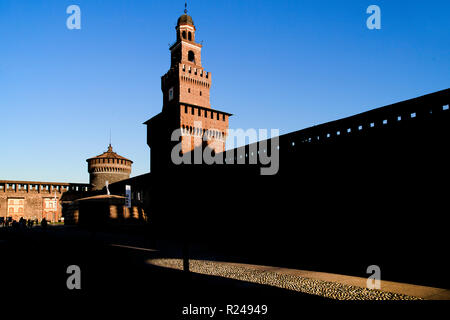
[19,217,27,230]
[41,218,48,230]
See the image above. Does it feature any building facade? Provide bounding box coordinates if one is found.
[0,181,89,222]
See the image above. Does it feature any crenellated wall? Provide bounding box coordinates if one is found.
[180,103,230,154]
[161,63,212,109]
[220,88,450,169]
[0,180,90,222]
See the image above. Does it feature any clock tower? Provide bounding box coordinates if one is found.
[145,8,232,172]
[162,11,211,110]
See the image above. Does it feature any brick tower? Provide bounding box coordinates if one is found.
[145,8,232,172]
[86,144,133,191]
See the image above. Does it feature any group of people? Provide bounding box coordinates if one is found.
[0,217,48,229]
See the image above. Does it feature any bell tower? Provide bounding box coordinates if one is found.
[145,6,232,172]
[162,7,211,111]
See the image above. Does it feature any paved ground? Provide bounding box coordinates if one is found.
[147,259,446,300]
[0,225,447,317]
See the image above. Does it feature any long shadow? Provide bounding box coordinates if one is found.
[0,228,330,318]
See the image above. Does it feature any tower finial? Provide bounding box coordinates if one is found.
[108,129,112,152]
[184,1,187,14]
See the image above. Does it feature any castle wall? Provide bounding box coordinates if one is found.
[0,181,89,222]
[135,89,450,288]
[180,104,229,154]
[63,195,147,226]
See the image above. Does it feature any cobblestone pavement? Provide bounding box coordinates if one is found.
[147,258,422,300]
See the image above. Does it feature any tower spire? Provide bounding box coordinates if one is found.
[184,1,187,14]
[108,129,112,152]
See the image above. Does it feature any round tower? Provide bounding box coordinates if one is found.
[86,144,133,191]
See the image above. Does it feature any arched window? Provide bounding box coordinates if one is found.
[188,32,192,41]
[9,207,14,213]
[188,51,195,63]
[18,208,23,213]
[182,30,186,39]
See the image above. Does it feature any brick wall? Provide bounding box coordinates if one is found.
[0,181,89,222]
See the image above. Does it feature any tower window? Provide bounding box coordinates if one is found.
[182,31,186,39]
[188,51,195,63]
[200,91,202,96]
[188,88,190,93]
[168,87,174,101]
[188,32,192,41]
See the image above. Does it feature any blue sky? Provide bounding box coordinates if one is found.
[1,0,449,183]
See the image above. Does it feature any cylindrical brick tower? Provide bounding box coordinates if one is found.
[86,144,133,191]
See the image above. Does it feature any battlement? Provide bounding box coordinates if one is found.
[221,88,450,166]
[161,65,211,91]
[0,180,90,222]
[0,180,90,193]
[180,63,210,80]
[180,103,232,122]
